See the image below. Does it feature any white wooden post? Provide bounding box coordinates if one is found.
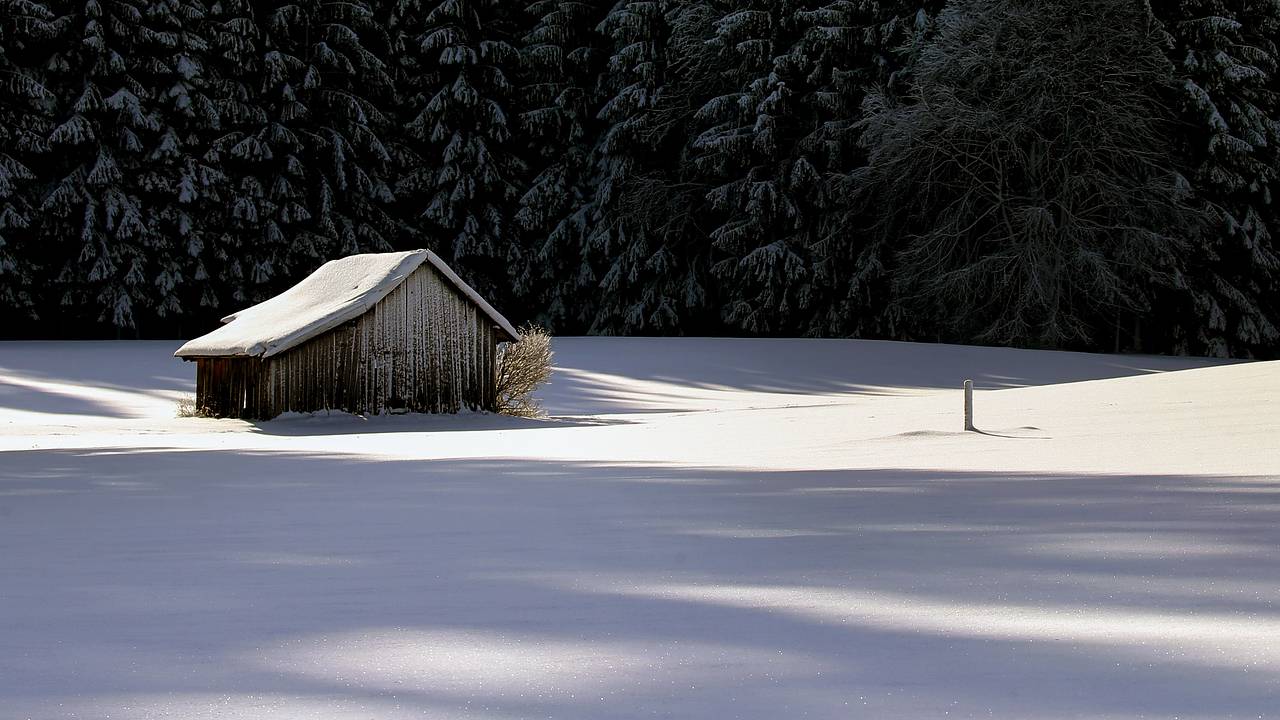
[964,379,975,432]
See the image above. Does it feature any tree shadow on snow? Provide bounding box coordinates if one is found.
[0,341,191,419]
[2,448,1279,718]
[542,337,1238,415]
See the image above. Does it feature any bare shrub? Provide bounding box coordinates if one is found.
[496,325,554,417]
[175,394,203,418]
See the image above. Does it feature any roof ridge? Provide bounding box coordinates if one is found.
[175,251,519,359]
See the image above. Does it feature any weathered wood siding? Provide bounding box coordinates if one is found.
[194,264,501,419]
[195,356,267,419]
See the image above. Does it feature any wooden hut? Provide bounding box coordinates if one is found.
[175,250,520,420]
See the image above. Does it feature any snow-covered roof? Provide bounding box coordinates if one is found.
[175,250,520,359]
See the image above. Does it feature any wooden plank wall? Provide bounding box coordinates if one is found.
[195,357,266,419]
[196,265,501,420]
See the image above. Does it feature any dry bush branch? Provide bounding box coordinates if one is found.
[176,394,205,418]
[496,325,554,417]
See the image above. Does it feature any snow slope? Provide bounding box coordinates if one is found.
[1,338,1277,719]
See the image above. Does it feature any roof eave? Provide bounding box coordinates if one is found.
[496,325,521,344]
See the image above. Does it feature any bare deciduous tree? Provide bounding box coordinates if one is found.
[853,0,1206,347]
[496,325,554,417]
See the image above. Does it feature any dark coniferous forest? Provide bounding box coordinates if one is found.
[1,0,1277,357]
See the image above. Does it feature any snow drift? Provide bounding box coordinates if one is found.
[0,338,1277,719]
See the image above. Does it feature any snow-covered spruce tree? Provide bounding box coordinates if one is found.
[514,0,609,333]
[690,1,822,335]
[1154,1,1280,357]
[205,0,396,308]
[797,0,944,339]
[586,1,718,335]
[853,0,1202,347]
[130,0,223,327]
[391,0,526,307]
[853,1,943,93]
[200,0,263,308]
[582,0,668,334]
[0,0,55,321]
[41,0,163,331]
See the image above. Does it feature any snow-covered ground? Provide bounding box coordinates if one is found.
[1,337,1277,719]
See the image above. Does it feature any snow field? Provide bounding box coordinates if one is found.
[0,338,1277,718]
